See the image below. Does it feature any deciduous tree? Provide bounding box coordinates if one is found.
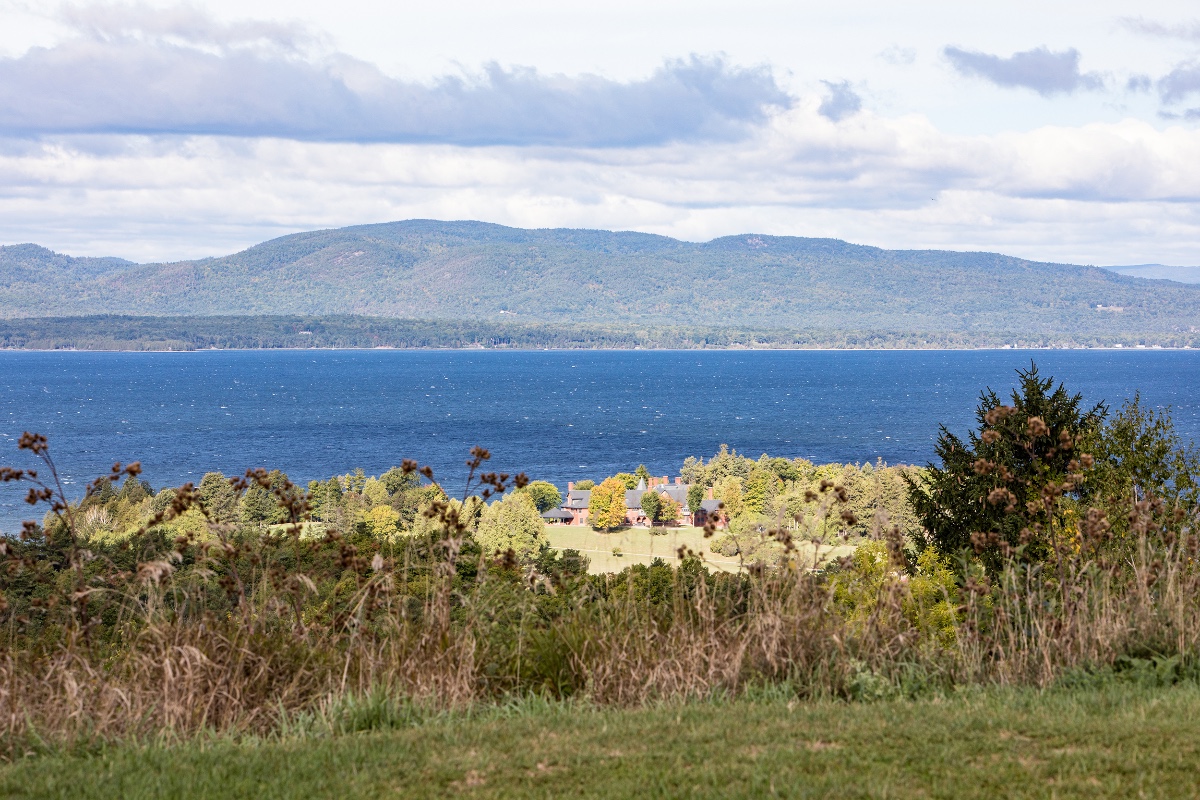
[524,481,563,513]
[589,477,628,530]
[640,491,662,525]
[658,494,681,525]
[476,491,543,562]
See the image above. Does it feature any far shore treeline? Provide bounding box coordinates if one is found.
[1,315,1198,351]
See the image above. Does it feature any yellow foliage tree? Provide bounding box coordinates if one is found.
[658,494,681,524]
[362,477,389,507]
[588,477,629,531]
[714,476,744,519]
[476,491,543,562]
[359,504,400,538]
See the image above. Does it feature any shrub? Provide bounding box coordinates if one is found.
[830,541,958,645]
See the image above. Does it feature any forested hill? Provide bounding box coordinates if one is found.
[2,220,1199,342]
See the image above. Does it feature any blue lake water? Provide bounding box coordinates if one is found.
[0,349,1198,531]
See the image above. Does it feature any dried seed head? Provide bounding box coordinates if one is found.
[17,432,48,455]
[984,406,1015,426]
[987,487,1016,508]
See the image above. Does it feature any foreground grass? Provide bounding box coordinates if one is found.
[5,682,1200,799]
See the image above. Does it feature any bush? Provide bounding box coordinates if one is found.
[830,541,959,646]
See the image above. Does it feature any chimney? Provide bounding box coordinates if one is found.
[706,486,714,499]
[675,476,682,485]
[662,476,668,486]
[568,481,574,491]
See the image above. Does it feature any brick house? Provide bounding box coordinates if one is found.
[557,476,719,528]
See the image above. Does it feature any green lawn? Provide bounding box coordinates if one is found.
[543,524,855,574]
[6,683,1200,798]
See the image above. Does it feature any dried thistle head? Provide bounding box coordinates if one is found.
[984,405,1015,426]
[17,432,47,455]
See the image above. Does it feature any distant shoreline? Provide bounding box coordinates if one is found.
[1,345,1195,354]
[0,315,1196,352]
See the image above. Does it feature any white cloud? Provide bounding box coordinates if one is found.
[0,1,1198,266]
[943,46,1106,96]
[3,105,1200,265]
[817,81,862,122]
[0,12,790,146]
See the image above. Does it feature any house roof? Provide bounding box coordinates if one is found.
[563,489,591,509]
[699,499,723,512]
[541,508,573,520]
[657,485,689,503]
[563,482,698,514]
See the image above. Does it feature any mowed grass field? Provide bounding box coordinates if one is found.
[6,683,1200,798]
[542,525,856,574]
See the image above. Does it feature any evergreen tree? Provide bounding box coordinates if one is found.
[907,363,1105,571]
[198,471,237,522]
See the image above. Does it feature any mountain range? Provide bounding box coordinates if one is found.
[1,220,1198,347]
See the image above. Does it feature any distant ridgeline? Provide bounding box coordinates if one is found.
[1,220,1199,348]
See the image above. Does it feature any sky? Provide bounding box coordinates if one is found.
[1,1,1200,264]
